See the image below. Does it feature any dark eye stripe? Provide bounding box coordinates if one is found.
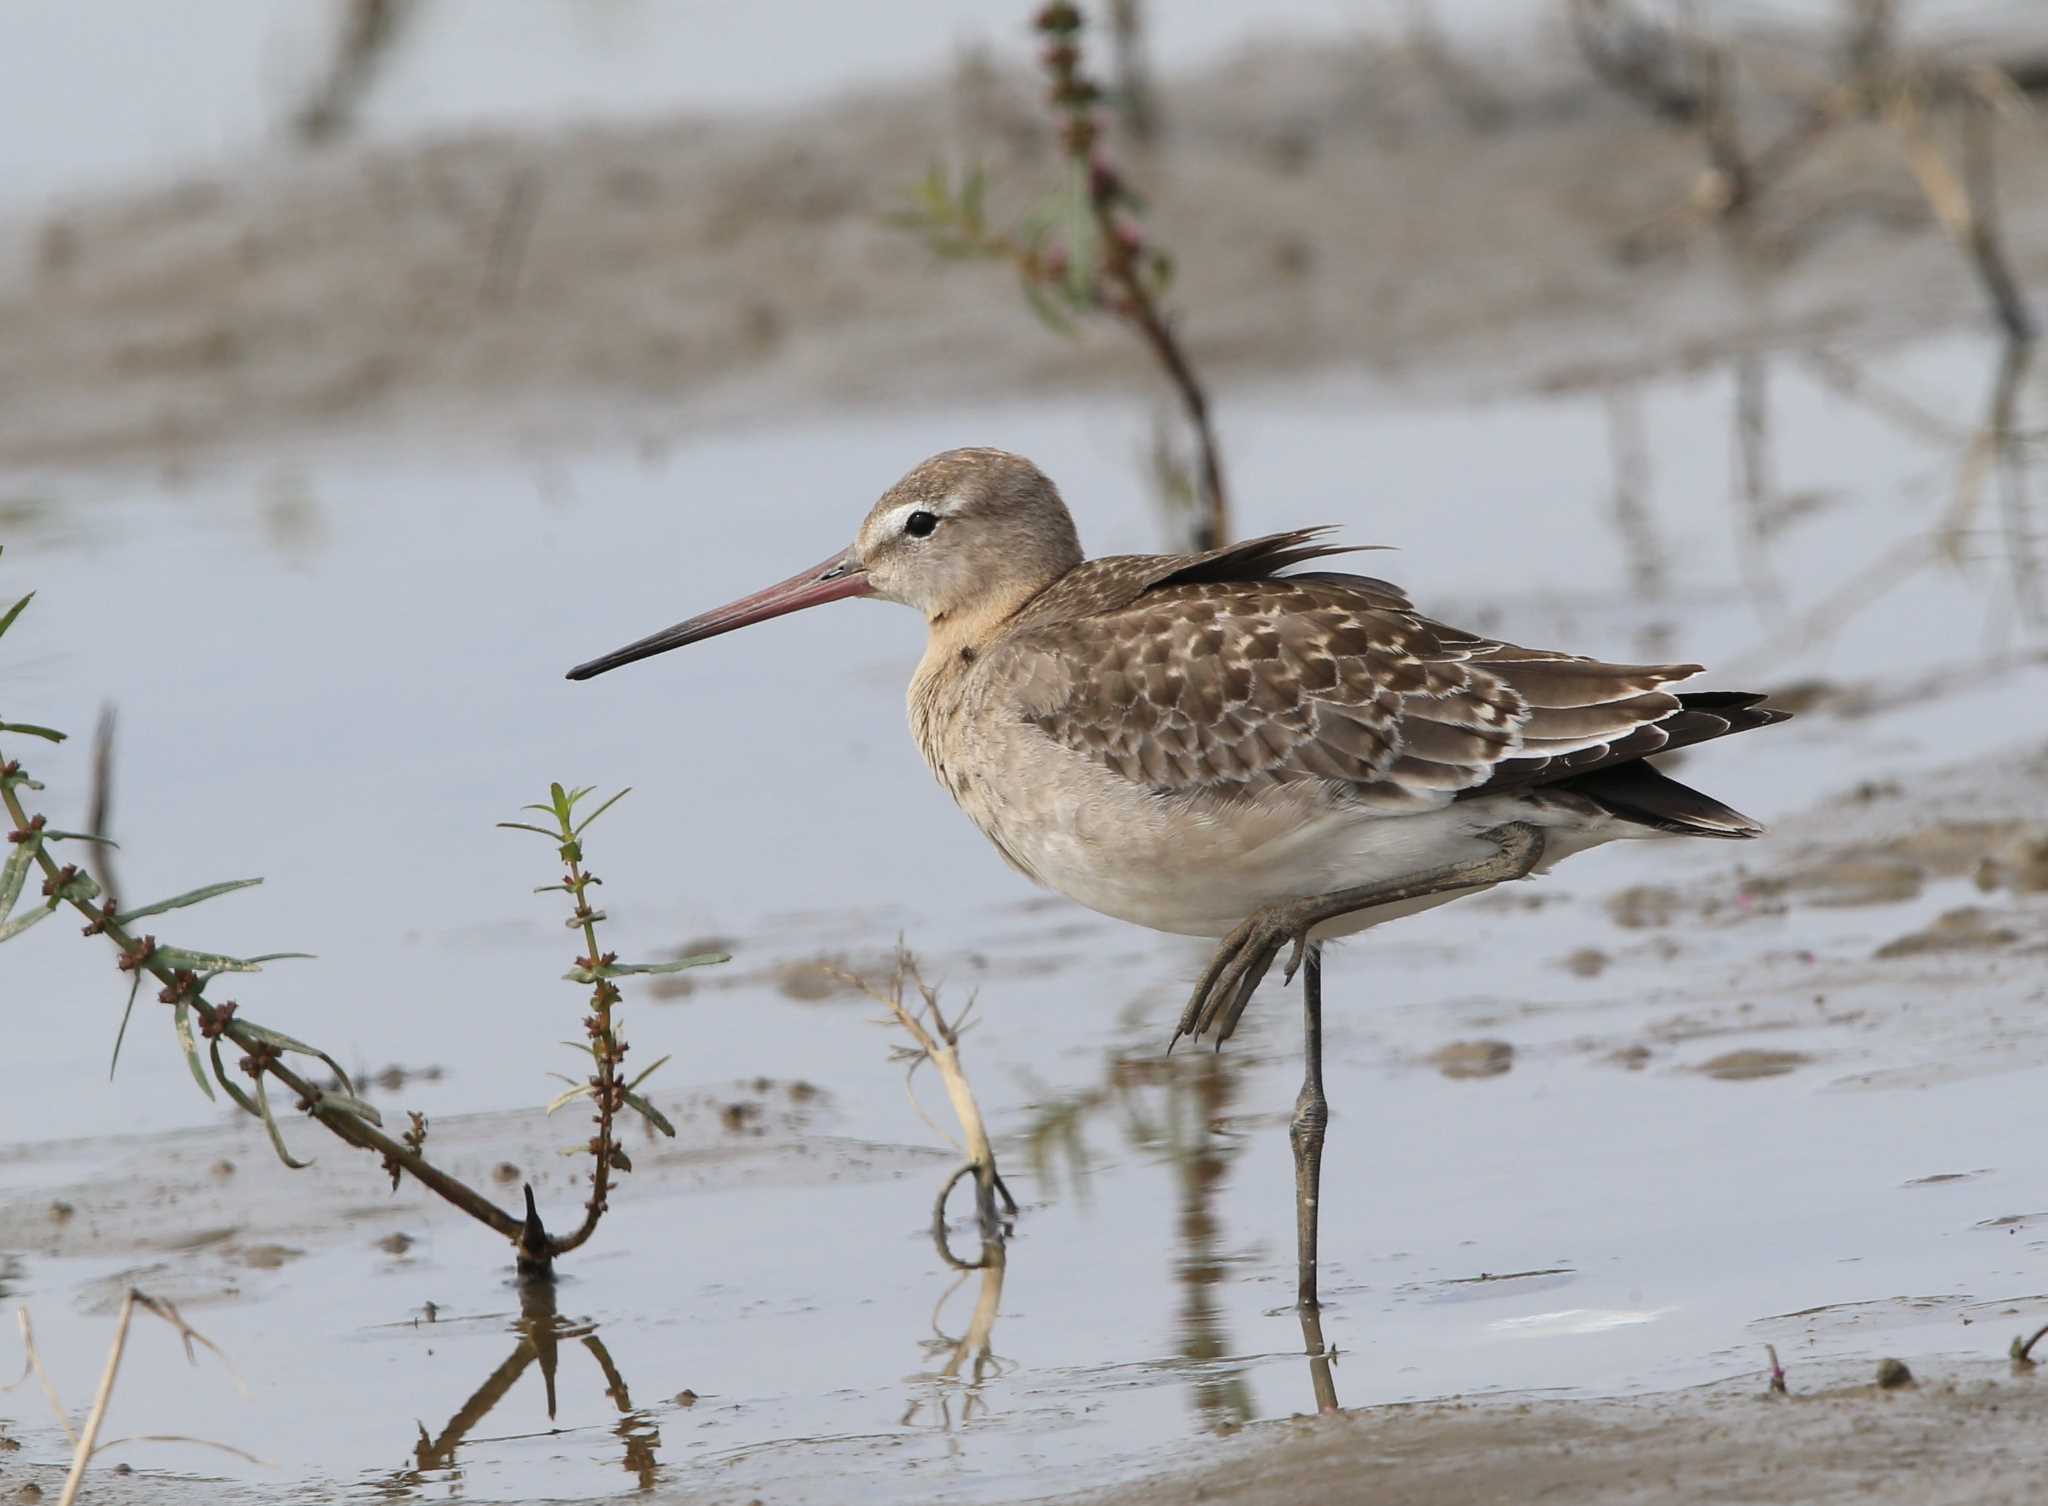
[904,510,939,538]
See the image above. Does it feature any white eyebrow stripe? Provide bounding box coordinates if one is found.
[879,498,948,534]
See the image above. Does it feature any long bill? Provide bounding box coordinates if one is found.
[566,549,871,680]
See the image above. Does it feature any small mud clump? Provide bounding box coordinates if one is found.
[1874,906,2020,960]
[1431,1040,1514,1079]
[1608,885,1681,929]
[235,1242,302,1269]
[1562,946,1609,977]
[1699,1049,1810,1081]
[774,957,859,1002]
[1976,831,2048,894]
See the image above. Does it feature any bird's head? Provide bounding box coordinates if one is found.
[566,448,1082,680]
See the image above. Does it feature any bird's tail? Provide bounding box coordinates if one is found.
[1558,758,1767,838]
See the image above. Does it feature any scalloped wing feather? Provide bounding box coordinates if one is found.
[988,558,1719,813]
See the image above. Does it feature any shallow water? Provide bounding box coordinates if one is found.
[2,330,2046,1501]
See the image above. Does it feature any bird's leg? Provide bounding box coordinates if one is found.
[1293,943,1329,1313]
[1172,822,1546,1048]
[1299,1301,1341,1415]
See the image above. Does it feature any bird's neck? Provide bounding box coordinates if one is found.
[908,574,1053,747]
[921,571,1057,660]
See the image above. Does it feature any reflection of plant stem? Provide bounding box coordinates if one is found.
[1732,339,2037,668]
[386,1282,656,1493]
[1602,385,1666,602]
[1731,354,1788,624]
[582,1333,660,1490]
[1799,349,1966,448]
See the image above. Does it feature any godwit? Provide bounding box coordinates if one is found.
[568,448,1787,1309]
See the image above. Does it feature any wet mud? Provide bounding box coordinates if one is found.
[5,24,2048,1506]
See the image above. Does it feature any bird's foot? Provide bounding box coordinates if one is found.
[1166,824,1546,1052]
[1172,897,1321,1049]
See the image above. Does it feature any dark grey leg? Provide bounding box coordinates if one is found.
[1173,822,1545,1048]
[1300,1304,1340,1415]
[1292,943,1329,1313]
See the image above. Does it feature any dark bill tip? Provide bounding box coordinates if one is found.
[566,550,870,681]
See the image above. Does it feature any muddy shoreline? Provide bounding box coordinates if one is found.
[1065,1359,2048,1506]
[5,22,2048,1506]
[4,35,2046,468]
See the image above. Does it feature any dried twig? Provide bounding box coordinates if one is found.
[9,1309,77,1444]
[5,1290,262,1506]
[840,947,1018,1244]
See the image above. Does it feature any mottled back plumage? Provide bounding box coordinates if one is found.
[979,527,1776,826]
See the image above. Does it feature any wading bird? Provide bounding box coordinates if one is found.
[569,448,1786,1309]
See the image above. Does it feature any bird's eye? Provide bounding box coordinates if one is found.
[904,510,939,538]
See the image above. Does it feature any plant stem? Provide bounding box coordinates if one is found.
[547,844,619,1257]
[0,757,530,1250]
[56,1290,135,1506]
[1098,225,1228,550]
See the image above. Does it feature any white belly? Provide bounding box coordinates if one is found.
[961,739,1628,940]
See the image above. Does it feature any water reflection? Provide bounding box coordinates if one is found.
[367,1279,659,1498]
[1727,337,2043,667]
[1162,1051,1257,1433]
[1298,1306,1340,1417]
[1021,1036,1353,1427]
[903,1227,1010,1434]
